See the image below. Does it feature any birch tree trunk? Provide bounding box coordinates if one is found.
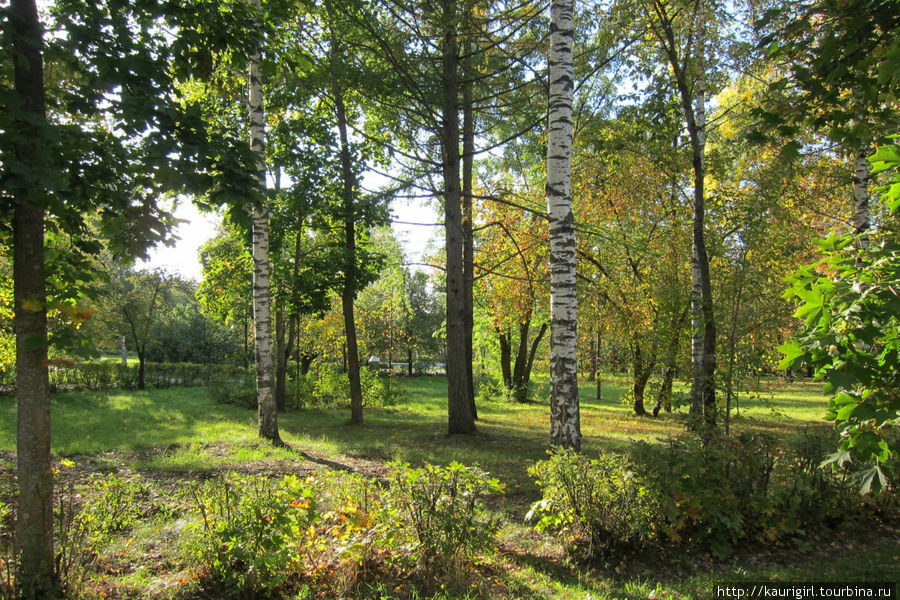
[442,0,476,434]
[685,2,717,428]
[248,0,280,444]
[546,0,581,451]
[10,0,57,594]
[853,144,871,249]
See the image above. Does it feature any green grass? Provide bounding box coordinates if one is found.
[1,375,896,599]
[0,374,833,487]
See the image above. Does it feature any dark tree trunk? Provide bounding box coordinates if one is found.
[653,306,687,417]
[631,345,648,416]
[275,308,287,412]
[137,350,146,390]
[300,353,317,375]
[511,320,531,401]
[596,328,602,402]
[327,0,364,425]
[275,227,302,412]
[442,0,475,434]
[407,347,414,376]
[10,0,57,594]
[523,322,548,389]
[498,330,513,389]
[462,41,477,420]
[653,0,717,427]
[588,328,596,382]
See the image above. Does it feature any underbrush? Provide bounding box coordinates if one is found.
[1,461,502,600]
[208,365,405,411]
[528,427,897,562]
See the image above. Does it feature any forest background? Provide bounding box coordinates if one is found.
[1,0,899,597]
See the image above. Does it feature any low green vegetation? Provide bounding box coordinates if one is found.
[0,375,897,599]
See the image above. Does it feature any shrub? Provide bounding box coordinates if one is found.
[527,450,658,558]
[380,461,504,575]
[76,473,162,540]
[186,473,318,596]
[531,432,879,561]
[206,376,256,408]
[308,365,404,409]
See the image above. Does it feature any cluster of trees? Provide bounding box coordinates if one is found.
[3,0,898,594]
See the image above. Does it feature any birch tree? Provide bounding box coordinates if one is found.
[546,0,581,450]
[247,0,281,444]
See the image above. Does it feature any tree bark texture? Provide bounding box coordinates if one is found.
[462,43,477,420]
[248,0,280,444]
[442,0,476,434]
[686,5,717,428]
[546,0,581,451]
[275,308,287,412]
[10,0,57,595]
[631,344,656,417]
[853,144,871,249]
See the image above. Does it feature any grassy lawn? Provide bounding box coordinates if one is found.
[0,375,896,599]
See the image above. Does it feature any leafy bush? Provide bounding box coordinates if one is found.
[0,361,250,393]
[629,434,778,558]
[308,365,404,409]
[531,432,878,560]
[380,461,504,575]
[206,376,257,408]
[76,473,165,540]
[186,473,318,597]
[527,450,659,558]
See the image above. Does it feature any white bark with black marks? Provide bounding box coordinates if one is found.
[853,144,870,249]
[248,0,280,444]
[546,0,581,451]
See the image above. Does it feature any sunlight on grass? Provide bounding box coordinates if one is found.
[0,375,835,478]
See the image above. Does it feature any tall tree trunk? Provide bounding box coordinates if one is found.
[273,170,293,414]
[248,0,280,444]
[10,0,57,594]
[462,36,477,420]
[632,345,647,416]
[327,0,364,425]
[547,0,581,450]
[654,0,716,427]
[513,316,531,390]
[596,328,602,401]
[588,328,596,382]
[442,0,476,434]
[688,10,717,428]
[523,321,548,389]
[275,308,287,412]
[497,330,513,389]
[853,144,871,250]
[136,349,146,390]
[653,306,688,417]
[631,342,656,417]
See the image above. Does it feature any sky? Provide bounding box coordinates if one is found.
[138,202,221,281]
[141,198,440,281]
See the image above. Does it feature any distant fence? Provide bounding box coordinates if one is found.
[0,361,250,393]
